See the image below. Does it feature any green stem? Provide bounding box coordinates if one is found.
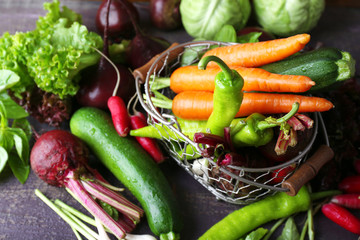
[150,76,171,91]
[70,227,83,240]
[63,208,100,240]
[198,55,233,81]
[34,189,98,240]
[55,199,96,227]
[310,190,341,201]
[307,206,315,240]
[257,102,300,130]
[262,217,288,240]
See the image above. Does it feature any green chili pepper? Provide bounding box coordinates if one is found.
[232,102,300,147]
[199,186,311,240]
[198,55,244,137]
[129,118,244,141]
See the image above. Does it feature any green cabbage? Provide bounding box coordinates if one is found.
[253,0,325,37]
[0,0,103,99]
[180,0,251,40]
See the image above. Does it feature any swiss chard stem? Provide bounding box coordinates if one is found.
[34,189,98,240]
[81,180,142,222]
[65,178,126,239]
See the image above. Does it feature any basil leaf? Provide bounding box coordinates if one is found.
[8,128,29,165]
[0,146,8,173]
[237,32,262,43]
[0,93,28,119]
[0,129,14,152]
[0,69,20,92]
[12,118,32,141]
[277,217,300,240]
[8,151,30,184]
[214,24,237,43]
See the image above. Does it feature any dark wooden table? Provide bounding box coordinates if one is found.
[0,1,359,239]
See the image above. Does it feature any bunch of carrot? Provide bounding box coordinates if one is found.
[154,33,334,120]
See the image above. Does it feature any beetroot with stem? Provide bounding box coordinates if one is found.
[96,0,139,39]
[30,129,143,239]
[117,0,170,69]
[77,0,136,109]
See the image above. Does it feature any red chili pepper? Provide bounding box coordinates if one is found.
[338,175,360,193]
[322,203,360,235]
[108,96,130,137]
[130,112,165,163]
[270,164,296,184]
[331,194,360,209]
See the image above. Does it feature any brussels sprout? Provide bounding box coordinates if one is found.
[253,0,325,37]
[180,0,251,40]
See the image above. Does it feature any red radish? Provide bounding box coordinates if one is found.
[30,129,143,239]
[338,175,360,193]
[96,0,139,38]
[129,112,165,163]
[322,203,360,235]
[108,96,130,137]
[331,194,360,209]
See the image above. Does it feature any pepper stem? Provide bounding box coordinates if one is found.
[257,102,300,130]
[198,55,233,81]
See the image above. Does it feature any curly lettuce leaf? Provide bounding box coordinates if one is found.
[0,0,102,99]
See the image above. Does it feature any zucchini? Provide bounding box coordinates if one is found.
[261,47,356,92]
[70,107,183,239]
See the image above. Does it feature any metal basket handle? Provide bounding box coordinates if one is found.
[133,42,183,83]
[282,144,334,196]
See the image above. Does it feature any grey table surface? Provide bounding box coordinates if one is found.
[0,1,360,239]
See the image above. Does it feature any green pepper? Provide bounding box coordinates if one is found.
[199,186,311,240]
[198,55,244,137]
[232,102,300,147]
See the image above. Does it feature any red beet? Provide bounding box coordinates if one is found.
[30,130,143,239]
[30,130,88,187]
[96,0,139,38]
[77,0,136,109]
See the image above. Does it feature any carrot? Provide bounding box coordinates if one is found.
[167,65,315,93]
[202,34,311,68]
[169,91,333,120]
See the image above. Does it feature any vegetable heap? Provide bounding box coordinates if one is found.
[0,0,102,125]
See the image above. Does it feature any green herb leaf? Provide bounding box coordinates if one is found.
[12,118,32,141]
[8,128,29,165]
[0,93,28,119]
[0,70,20,92]
[0,146,8,173]
[237,32,262,43]
[277,217,300,240]
[214,25,237,43]
[8,151,30,184]
[240,228,268,240]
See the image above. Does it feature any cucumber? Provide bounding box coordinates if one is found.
[261,47,356,92]
[70,107,183,239]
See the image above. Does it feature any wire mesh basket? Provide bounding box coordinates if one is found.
[134,41,332,205]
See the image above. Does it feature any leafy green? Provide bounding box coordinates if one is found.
[237,32,263,43]
[239,228,268,240]
[277,217,300,240]
[180,0,251,40]
[253,0,325,37]
[0,0,103,99]
[0,71,31,184]
[214,25,238,43]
